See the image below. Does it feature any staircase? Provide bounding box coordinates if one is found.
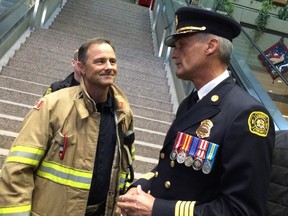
[0,0,175,178]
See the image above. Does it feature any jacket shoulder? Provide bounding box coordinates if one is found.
[43,86,79,110]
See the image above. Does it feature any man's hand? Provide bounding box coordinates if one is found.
[117,185,155,216]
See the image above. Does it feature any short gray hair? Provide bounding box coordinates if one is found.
[195,33,233,65]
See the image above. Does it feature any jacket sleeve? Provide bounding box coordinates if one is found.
[152,107,274,216]
[0,98,51,215]
[131,166,158,192]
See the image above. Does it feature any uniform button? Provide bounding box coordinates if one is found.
[160,152,165,159]
[154,171,158,178]
[147,190,151,194]
[170,160,175,168]
[165,181,171,189]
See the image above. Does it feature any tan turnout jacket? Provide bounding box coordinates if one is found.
[0,82,134,216]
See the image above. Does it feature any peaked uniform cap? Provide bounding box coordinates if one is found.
[165,6,241,47]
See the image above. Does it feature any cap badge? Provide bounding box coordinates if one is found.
[196,119,213,138]
[175,15,178,28]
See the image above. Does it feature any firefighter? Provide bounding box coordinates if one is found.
[118,7,275,216]
[0,38,135,216]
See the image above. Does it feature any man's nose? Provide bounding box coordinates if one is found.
[105,61,113,70]
[171,48,177,59]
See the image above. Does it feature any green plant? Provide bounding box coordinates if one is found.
[278,7,288,20]
[216,0,235,14]
[254,0,274,42]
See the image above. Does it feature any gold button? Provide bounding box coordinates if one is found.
[170,160,175,168]
[211,95,219,102]
[154,171,158,178]
[147,190,151,194]
[165,181,171,189]
[160,152,165,159]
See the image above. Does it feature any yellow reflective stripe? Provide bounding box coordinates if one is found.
[125,181,131,188]
[0,204,31,214]
[175,201,195,216]
[141,172,155,180]
[7,146,45,166]
[10,146,45,155]
[131,146,135,160]
[119,172,126,189]
[37,160,92,190]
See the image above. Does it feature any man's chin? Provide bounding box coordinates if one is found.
[175,71,184,79]
[101,80,115,87]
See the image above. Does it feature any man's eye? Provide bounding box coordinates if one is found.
[110,59,117,64]
[95,60,105,64]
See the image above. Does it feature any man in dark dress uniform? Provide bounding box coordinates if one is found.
[117,6,275,216]
[43,49,80,95]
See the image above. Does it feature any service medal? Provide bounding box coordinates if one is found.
[202,142,219,174]
[177,151,186,164]
[202,161,211,174]
[170,150,177,160]
[184,155,193,167]
[192,158,203,170]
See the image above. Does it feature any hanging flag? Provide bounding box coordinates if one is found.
[258,37,288,80]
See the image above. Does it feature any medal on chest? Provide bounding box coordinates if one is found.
[169,119,219,174]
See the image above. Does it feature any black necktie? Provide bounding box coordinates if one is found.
[188,90,199,109]
[191,90,199,104]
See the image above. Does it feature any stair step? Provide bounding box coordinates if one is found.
[0,88,40,106]
[0,101,31,118]
[131,104,174,122]
[0,116,21,134]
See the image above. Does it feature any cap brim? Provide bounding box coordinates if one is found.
[165,31,198,47]
[164,34,177,47]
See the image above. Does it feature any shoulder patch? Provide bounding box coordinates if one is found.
[34,99,44,110]
[248,111,269,137]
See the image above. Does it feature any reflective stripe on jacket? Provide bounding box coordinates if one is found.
[0,81,134,216]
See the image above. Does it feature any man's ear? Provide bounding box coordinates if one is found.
[206,37,219,55]
[77,61,85,75]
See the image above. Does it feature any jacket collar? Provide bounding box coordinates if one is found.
[163,76,235,147]
[74,79,131,121]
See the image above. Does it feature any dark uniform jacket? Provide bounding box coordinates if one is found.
[135,76,275,216]
[266,130,288,216]
[44,72,79,95]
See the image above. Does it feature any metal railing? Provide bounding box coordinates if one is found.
[0,0,65,63]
